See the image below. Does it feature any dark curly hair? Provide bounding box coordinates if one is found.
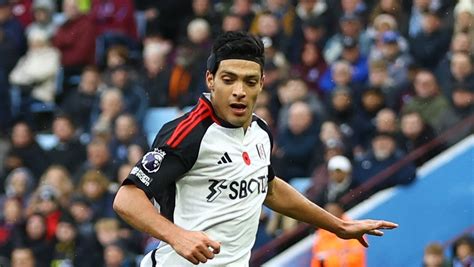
[207,31,265,75]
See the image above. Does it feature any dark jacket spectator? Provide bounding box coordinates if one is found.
[6,121,49,179]
[400,111,445,166]
[78,170,115,219]
[274,101,319,182]
[47,114,86,173]
[75,139,119,184]
[60,66,102,134]
[409,11,452,70]
[353,132,416,197]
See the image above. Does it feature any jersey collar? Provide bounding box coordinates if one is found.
[201,93,240,128]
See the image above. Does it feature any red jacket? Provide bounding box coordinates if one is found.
[53,15,96,67]
[90,0,138,40]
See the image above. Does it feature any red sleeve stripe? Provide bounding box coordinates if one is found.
[166,99,210,148]
[168,110,211,148]
[200,98,220,124]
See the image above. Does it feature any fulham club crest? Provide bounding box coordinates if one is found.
[142,149,166,173]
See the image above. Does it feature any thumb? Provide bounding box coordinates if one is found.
[358,236,369,248]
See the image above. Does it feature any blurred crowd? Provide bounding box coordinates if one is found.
[0,0,473,266]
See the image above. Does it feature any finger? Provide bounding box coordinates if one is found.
[205,239,221,254]
[186,255,199,265]
[194,251,208,264]
[358,236,369,247]
[376,220,398,229]
[198,244,215,259]
[367,229,384,236]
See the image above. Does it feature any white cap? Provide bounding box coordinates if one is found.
[328,155,352,172]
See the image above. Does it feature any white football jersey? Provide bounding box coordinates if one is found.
[125,94,274,266]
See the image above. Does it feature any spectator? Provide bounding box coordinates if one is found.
[276,77,326,132]
[78,170,115,219]
[9,0,33,28]
[15,213,53,266]
[353,132,416,196]
[376,31,413,88]
[0,0,26,53]
[400,111,444,166]
[90,0,138,40]
[375,108,399,136]
[369,0,408,35]
[401,70,458,133]
[26,185,62,240]
[408,0,436,38]
[38,165,74,209]
[319,60,354,94]
[9,27,60,110]
[50,212,103,266]
[367,60,399,109]
[60,65,102,134]
[221,12,245,33]
[357,88,387,148]
[0,197,23,260]
[440,52,474,98]
[292,42,327,96]
[327,87,367,152]
[75,138,119,184]
[453,0,474,52]
[52,0,96,77]
[95,218,122,248]
[47,114,86,173]
[68,195,95,239]
[25,0,57,40]
[250,11,289,54]
[227,0,256,31]
[423,242,450,267]
[450,82,474,119]
[311,203,366,267]
[138,41,172,107]
[90,88,124,138]
[367,14,409,62]
[108,113,148,165]
[253,0,296,39]
[3,167,35,205]
[6,121,49,179]
[180,0,222,39]
[103,240,132,267]
[107,65,148,123]
[436,33,472,93]
[289,16,329,64]
[451,235,474,267]
[409,10,452,70]
[338,36,369,85]
[323,14,370,64]
[314,155,359,209]
[274,101,319,182]
[11,247,36,267]
[293,0,336,40]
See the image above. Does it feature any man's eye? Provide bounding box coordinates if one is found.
[247,80,257,86]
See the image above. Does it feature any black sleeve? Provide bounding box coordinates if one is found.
[123,111,213,200]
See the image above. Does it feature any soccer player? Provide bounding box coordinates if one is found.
[113,31,398,266]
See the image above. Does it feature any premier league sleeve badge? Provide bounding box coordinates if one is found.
[141,149,167,173]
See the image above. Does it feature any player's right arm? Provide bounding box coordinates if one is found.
[113,185,220,265]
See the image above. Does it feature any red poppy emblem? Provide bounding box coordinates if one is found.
[242,152,251,165]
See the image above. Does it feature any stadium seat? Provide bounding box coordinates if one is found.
[143,107,181,145]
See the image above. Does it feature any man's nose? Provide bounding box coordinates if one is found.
[232,82,246,98]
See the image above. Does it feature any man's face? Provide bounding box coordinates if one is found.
[414,72,437,98]
[401,113,423,139]
[372,136,396,160]
[207,59,263,129]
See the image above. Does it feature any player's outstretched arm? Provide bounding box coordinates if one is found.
[263,177,398,247]
[113,185,220,264]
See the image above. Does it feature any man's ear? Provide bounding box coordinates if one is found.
[206,70,214,91]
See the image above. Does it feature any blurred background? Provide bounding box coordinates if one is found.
[0,0,472,266]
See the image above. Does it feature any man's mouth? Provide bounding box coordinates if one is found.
[230,103,247,116]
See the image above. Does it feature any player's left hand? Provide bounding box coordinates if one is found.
[337,219,398,247]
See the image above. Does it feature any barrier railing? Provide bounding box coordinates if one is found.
[250,115,474,266]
